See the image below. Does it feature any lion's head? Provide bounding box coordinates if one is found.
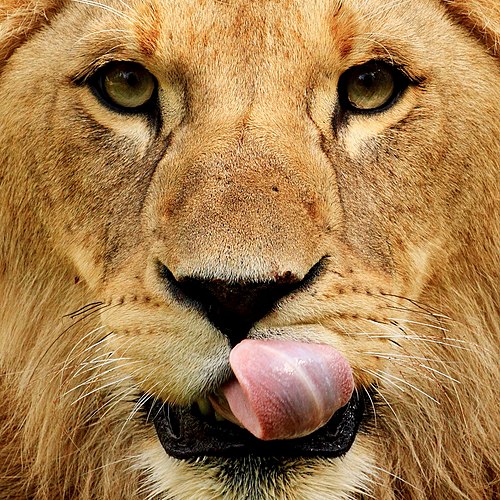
[1,0,498,498]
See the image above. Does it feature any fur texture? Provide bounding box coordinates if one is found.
[0,0,498,498]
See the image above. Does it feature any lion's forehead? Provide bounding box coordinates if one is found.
[67,0,439,84]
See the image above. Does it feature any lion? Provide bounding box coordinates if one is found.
[0,0,498,498]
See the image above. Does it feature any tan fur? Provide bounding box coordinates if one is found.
[0,0,499,498]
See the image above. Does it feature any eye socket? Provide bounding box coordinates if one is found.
[90,61,157,112]
[338,61,409,113]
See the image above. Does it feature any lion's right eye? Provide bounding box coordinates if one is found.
[337,60,410,114]
[90,61,157,112]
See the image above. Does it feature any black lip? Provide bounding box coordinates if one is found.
[143,390,366,460]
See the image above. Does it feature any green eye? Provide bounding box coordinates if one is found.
[338,61,408,113]
[93,61,156,111]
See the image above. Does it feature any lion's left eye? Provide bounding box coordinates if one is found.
[90,61,157,112]
[338,61,409,113]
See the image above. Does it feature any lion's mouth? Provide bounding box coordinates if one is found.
[145,390,365,459]
[142,339,368,460]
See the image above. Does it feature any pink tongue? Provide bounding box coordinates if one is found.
[221,339,354,441]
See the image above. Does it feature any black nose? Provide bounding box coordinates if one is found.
[159,261,324,346]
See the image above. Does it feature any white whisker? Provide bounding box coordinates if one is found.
[56,325,109,377]
[374,370,440,404]
[371,385,402,427]
[352,330,478,351]
[70,375,133,405]
[75,356,134,376]
[364,387,378,428]
[363,351,440,362]
[417,364,460,383]
[370,464,422,492]
[73,0,134,22]
[388,318,449,332]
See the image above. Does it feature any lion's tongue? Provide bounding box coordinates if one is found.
[220,339,354,441]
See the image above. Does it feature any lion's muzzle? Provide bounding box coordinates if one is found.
[144,258,366,459]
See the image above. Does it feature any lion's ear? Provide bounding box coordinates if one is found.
[442,0,500,57]
[0,0,65,65]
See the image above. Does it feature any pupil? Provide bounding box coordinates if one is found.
[358,71,378,89]
[123,71,140,88]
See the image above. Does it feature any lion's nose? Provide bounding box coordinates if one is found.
[159,261,324,346]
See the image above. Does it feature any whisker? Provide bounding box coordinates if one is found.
[64,301,104,318]
[363,351,441,363]
[73,0,135,21]
[416,364,461,383]
[92,385,139,422]
[56,325,108,370]
[113,383,161,447]
[364,368,407,395]
[112,0,135,12]
[387,318,449,332]
[383,304,453,322]
[379,293,450,318]
[371,386,402,426]
[363,387,378,428]
[29,311,115,384]
[352,329,478,352]
[373,370,440,404]
[126,387,158,427]
[70,350,115,381]
[81,332,116,354]
[76,28,131,41]
[70,375,134,406]
[371,357,449,387]
[74,356,133,376]
[67,302,114,323]
[370,464,422,492]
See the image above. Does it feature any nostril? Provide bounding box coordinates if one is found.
[158,259,327,346]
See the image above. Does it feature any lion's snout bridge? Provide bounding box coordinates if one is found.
[150,138,333,344]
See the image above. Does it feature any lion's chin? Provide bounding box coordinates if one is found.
[142,390,367,460]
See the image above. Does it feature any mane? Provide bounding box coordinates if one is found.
[371,163,500,497]
[375,258,499,497]
[0,216,146,498]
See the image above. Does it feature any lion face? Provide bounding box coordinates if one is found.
[1,0,498,497]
